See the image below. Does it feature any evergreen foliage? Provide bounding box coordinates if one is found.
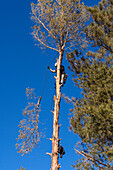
[67,0,113,169]
[67,48,113,169]
[86,0,113,53]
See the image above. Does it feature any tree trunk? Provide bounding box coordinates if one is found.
[51,49,63,170]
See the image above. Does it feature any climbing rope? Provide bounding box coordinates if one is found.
[41,68,48,98]
[40,52,59,101]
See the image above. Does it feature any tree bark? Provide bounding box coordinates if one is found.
[51,49,63,170]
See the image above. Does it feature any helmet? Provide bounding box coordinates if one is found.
[55,63,57,67]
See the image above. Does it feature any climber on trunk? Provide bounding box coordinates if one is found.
[47,63,67,87]
[58,145,65,158]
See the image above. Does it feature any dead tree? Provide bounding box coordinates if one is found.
[16,1,88,169]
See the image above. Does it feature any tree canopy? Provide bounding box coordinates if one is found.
[67,0,113,169]
[31,0,88,52]
[68,48,113,169]
[86,0,113,54]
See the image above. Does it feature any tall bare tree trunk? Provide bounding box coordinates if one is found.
[51,49,63,170]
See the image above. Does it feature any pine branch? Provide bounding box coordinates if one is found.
[16,89,42,155]
[62,25,70,50]
[74,148,108,169]
[37,18,60,48]
[34,38,59,52]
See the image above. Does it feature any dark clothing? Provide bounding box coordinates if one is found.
[60,66,65,86]
[54,65,65,74]
[58,145,65,158]
[49,65,67,87]
[60,65,65,74]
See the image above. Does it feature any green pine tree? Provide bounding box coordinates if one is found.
[86,0,113,54]
[67,0,113,169]
[67,48,113,169]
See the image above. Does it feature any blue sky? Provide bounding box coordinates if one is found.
[0,0,100,170]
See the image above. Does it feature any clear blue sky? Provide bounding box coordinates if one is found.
[0,0,100,170]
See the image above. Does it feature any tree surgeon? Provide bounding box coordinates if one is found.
[48,63,67,87]
[58,145,65,158]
